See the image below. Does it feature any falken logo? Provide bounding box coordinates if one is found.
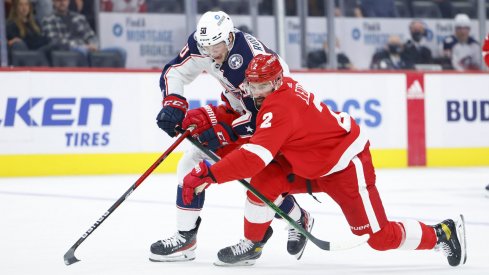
[0,97,112,126]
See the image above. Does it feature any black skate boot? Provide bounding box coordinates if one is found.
[287,209,314,260]
[149,217,201,262]
[432,214,467,267]
[214,226,273,266]
[485,184,489,198]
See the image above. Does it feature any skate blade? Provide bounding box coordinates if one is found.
[457,214,467,265]
[213,259,256,266]
[149,250,196,262]
[294,217,315,260]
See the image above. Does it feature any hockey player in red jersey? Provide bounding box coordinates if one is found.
[181,54,467,267]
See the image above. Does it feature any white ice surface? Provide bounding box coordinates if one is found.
[1,167,488,275]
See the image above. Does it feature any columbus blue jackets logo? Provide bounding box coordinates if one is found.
[228,54,243,70]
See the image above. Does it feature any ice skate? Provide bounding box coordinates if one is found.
[287,209,314,260]
[149,217,201,262]
[214,226,273,266]
[433,214,467,267]
[485,184,489,198]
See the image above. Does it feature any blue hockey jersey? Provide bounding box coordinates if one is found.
[159,30,289,138]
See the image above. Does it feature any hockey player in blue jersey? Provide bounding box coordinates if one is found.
[150,11,313,264]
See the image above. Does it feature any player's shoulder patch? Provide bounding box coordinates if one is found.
[228,53,244,69]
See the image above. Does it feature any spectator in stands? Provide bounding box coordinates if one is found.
[42,0,126,66]
[6,0,53,62]
[443,14,481,71]
[359,0,397,18]
[370,35,408,70]
[307,39,353,69]
[402,20,432,69]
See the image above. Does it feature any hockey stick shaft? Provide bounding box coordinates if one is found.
[179,129,368,251]
[64,128,193,265]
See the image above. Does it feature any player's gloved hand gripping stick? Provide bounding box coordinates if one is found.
[177,127,370,251]
[63,126,195,265]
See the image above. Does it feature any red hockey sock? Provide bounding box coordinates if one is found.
[244,218,272,242]
[415,222,437,250]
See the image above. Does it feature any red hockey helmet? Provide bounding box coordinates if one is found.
[245,54,283,84]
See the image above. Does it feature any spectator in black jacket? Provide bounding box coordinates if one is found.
[370,35,408,70]
[402,20,432,69]
[6,0,53,62]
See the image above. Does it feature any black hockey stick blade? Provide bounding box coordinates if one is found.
[64,247,80,265]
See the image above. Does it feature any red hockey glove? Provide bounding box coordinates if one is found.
[198,122,238,151]
[181,105,218,137]
[483,34,489,67]
[182,161,216,205]
[156,94,188,137]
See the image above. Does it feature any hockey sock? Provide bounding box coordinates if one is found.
[176,185,205,231]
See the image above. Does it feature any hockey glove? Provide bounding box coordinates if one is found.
[182,161,216,205]
[181,104,218,137]
[483,35,489,67]
[156,94,188,137]
[198,122,238,151]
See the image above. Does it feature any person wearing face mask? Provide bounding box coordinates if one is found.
[370,35,408,70]
[401,20,432,69]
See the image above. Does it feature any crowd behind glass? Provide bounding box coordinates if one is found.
[2,0,488,70]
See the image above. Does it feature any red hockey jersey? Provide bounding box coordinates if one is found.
[210,77,369,183]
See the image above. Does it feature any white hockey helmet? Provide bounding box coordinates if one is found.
[195,11,235,48]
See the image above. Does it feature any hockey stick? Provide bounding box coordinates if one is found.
[177,127,369,251]
[63,127,194,265]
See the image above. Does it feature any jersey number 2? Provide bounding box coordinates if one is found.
[260,112,273,128]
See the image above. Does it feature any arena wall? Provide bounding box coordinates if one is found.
[0,69,487,176]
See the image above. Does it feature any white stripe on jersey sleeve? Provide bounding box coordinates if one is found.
[323,127,369,176]
[241,143,274,166]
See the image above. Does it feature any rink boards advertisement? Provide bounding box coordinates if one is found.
[424,73,489,166]
[0,70,488,176]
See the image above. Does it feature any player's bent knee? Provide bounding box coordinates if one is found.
[367,222,403,251]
